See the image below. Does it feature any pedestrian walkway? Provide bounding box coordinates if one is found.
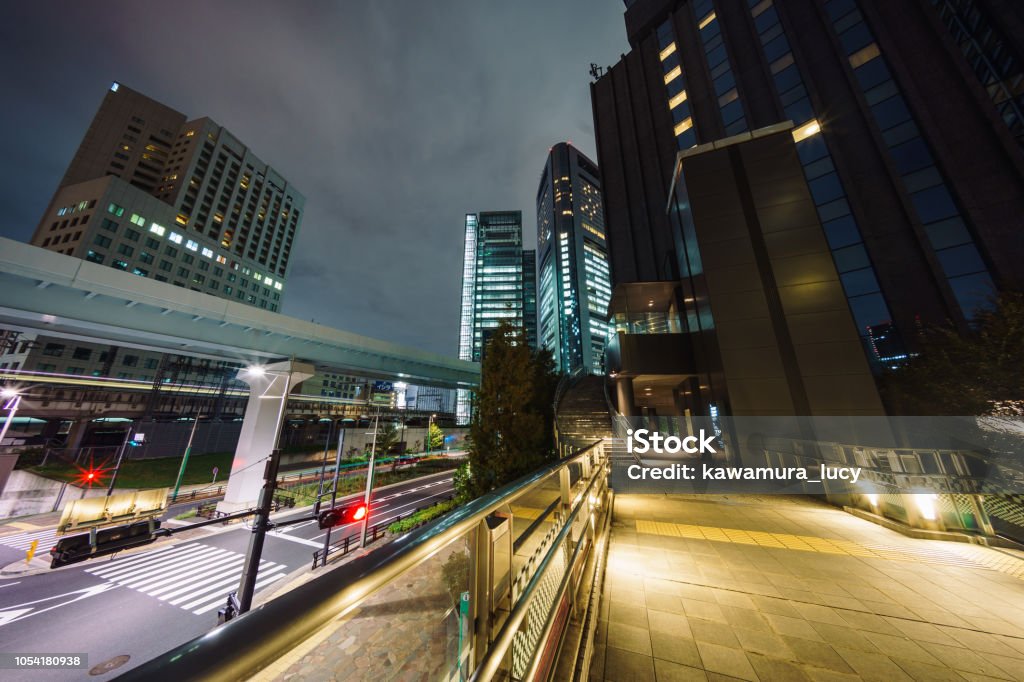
[83,541,289,615]
[592,494,1024,681]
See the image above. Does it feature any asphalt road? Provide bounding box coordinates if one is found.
[0,471,454,681]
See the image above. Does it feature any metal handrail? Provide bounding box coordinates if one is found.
[114,441,606,682]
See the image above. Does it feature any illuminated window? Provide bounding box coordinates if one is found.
[107,203,125,217]
[668,90,688,109]
[664,65,682,84]
[215,255,227,264]
[150,223,166,237]
[110,82,120,92]
[175,213,189,226]
[792,119,821,142]
[699,11,716,30]
[674,117,694,136]
[274,282,282,291]
[130,213,146,226]
[169,232,183,244]
[201,247,214,258]
[185,130,195,137]
[185,239,199,251]
[659,42,677,61]
[849,43,881,69]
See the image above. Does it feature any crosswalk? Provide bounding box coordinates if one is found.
[0,528,58,552]
[84,542,291,615]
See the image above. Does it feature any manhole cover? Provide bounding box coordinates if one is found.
[89,655,130,676]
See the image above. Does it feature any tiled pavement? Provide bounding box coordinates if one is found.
[591,494,1024,681]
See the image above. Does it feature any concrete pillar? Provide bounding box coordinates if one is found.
[615,378,636,417]
[217,360,315,514]
[64,418,90,454]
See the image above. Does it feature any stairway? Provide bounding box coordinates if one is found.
[555,375,614,451]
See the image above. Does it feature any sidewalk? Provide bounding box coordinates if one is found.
[592,494,1024,681]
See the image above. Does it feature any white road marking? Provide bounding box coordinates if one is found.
[83,542,289,615]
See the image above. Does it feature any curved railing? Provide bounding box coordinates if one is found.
[115,440,611,682]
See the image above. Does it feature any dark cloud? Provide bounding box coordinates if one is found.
[0,1,627,355]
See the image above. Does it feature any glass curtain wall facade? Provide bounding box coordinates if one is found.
[456,211,536,423]
[535,143,612,375]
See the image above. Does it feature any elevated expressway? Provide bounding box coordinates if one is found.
[0,237,478,390]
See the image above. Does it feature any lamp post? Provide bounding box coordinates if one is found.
[359,407,380,548]
[426,413,437,455]
[171,412,203,502]
[106,421,135,496]
[0,388,21,447]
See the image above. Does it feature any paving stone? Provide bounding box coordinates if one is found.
[651,631,703,669]
[834,647,914,681]
[604,646,657,681]
[607,623,654,657]
[695,641,759,681]
[654,657,710,681]
[746,653,812,682]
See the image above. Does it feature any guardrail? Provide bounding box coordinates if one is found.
[115,439,611,682]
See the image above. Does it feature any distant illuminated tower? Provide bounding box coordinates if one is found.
[456,211,537,423]
[536,143,611,374]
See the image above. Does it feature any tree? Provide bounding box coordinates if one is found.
[881,292,1024,415]
[462,321,560,499]
[427,423,444,451]
[374,422,400,456]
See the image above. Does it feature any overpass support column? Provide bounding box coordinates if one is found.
[614,378,635,417]
[217,360,315,514]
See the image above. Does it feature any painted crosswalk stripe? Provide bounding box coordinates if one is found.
[146,557,243,598]
[172,561,282,610]
[184,565,289,614]
[86,543,201,576]
[84,542,289,614]
[0,528,58,551]
[192,571,287,615]
[88,543,207,576]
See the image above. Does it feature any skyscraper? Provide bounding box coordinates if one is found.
[32,82,304,311]
[536,143,612,375]
[457,211,537,423]
[592,0,1024,384]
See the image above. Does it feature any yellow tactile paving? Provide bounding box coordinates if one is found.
[634,519,1024,580]
[510,505,543,520]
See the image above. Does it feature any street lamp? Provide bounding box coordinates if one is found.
[0,388,22,447]
[426,413,437,455]
[171,413,204,502]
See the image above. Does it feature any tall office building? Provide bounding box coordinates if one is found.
[536,143,612,375]
[32,82,305,311]
[456,211,537,423]
[592,0,1024,398]
[1,82,307,423]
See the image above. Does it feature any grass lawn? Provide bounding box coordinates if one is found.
[29,451,235,490]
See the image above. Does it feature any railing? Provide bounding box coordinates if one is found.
[115,440,611,682]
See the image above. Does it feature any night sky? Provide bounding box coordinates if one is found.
[0,1,628,357]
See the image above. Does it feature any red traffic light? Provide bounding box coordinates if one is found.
[77,468,105,486]
[317,503,368,529]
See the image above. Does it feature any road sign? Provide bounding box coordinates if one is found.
[212,466,219,484]
[135,433,145,442]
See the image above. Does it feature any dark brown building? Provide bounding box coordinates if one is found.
[594,0,1024,384]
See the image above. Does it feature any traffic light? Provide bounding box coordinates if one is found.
[76,467,106,487]
[50,520,162,568]
[317,503,367,530]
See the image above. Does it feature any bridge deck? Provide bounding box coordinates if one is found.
[593,494,1024,681]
